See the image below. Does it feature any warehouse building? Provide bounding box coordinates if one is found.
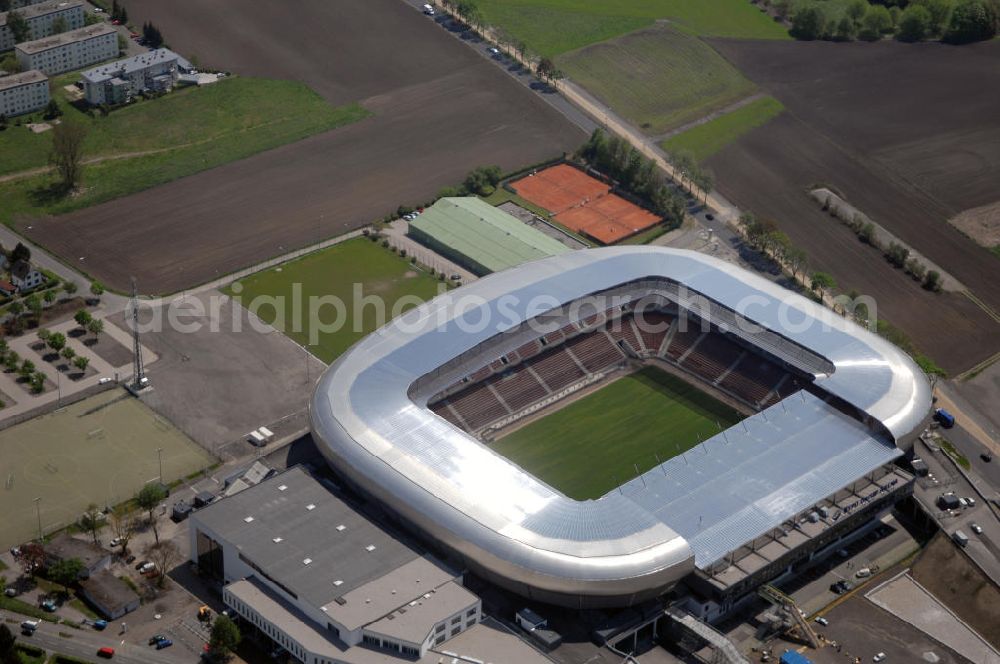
[408,197,569,275]
[0,69,48,117]
[16,23,116,75]
[0,0,86,52]
[81,47,192,105]
[190,466,482,663]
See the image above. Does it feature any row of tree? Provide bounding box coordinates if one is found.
[578,129,688,225]
[436,164,504,198]
[788,0,997,42]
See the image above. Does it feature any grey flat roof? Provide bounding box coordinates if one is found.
[0,69,47,91]
[311,247,931,603]
[0,0,82,25]
[322,556,457,632]
[80,570,139,612]
[365,579,477,644]
[16,23,114,55]
[80,48,191,84]
[192,467,419,611]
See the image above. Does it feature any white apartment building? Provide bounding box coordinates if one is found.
[9,0,54,8]
[0,68,48,117]
[191,467,483,664]
[15,23,116,75]
[81,48,192,105]
[0,0,85,52]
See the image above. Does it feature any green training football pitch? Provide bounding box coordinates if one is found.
[0,389,213,550]
[491,366,742,500]
[224,238,445,363]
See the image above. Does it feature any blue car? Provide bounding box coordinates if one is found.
[40,599,57,612]
[155,638,173,650]
[93,620,108,630]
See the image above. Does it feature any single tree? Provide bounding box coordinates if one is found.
[536,57,557,82]
[18,543,45,579]
[791,4,828,39]
[0,623,17,664]
[110,505,137,555]
[136,483,168,544]
[811,271,837,295]
[37,328,51,342]
[88,318,104,337]
[74,308,92,328]
[61,346,75,361]
[18,358,35,378]
[46,331,66,352]
[63,281,78,296]
[945,0,997,42]
[89,281,104,300]
[846,0,868,25]
[50,120,88,190]
[30,371,45,393]
[43,99,62,120]
[924,270,943,292]
[144,541,179,589]
[48,557,84,594]
[860,4,893,38]
[4,351,20,372]
[73,355,89,371]
[6,11,29,43]
[79,503,103,545]
[43,289,56,305]
[208,615,241,662]
[10,242,30,265]
[24,293,41,320]
[897,4,932,40]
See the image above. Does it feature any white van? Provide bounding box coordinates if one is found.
[422,3,435,15]
[855,567,872,578]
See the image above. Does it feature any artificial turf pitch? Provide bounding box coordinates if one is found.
[491,366,742,500]
[0,389,213,549]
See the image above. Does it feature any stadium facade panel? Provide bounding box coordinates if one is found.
[310,247,931,608]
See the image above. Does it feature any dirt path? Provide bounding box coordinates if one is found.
[0,148,175,184]
[652,92,767,142]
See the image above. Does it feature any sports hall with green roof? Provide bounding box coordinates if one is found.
[408,197,569,275]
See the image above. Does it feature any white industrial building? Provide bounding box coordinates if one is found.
[190,467,483,663]
[81,48,192,105]
[0,0,85,52]
[0,69,48,117]
[15,23,116,75]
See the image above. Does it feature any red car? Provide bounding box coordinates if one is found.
[111,19,120,24]
[97,647,115,658]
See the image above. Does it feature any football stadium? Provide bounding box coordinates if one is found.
[310,247,931,613]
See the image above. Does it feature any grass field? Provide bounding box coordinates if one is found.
[0,389,213,550]
[0,76,369,226]
[477,0,789,58]
[224,238,444,363]
[662,96,785,162]
[491,366,742,500]
[558,26,757,135]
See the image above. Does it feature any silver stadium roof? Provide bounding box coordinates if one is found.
[310,247,931,606]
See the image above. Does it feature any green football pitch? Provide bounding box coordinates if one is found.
[0,389,213,549]
[224,238,445,363]
[491,366,742,500]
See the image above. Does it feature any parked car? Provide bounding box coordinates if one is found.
[488,47,500,57]
[4,587,17,597]
[982,452,992,462]
[149,635,168,646]
[971,523,983,535]
[155,639,173,650]
[873,653,886,662]
[92,6,103,11]
[125,555,136,565]
[422,4,435,15]
[41,598,57,612]
[93,620,108,630]
[139,562,156,575]
[814,616,829,626]
[111,18,120,24]
[134,560,148,571]
[109,537,121,548]
[97,646,115,658]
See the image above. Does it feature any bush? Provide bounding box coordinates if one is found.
[905,258,927,281]
[860,4,893,38]
[791,4,829,39]
[859,222,877,246]
[896,4,932,40]
[886,242,910,268]
[924,270,943,292]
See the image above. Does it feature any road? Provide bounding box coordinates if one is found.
[10,614,191,664]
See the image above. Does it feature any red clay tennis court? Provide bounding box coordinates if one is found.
[511,164,661,244]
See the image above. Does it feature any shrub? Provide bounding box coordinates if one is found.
[886,242,910,268]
